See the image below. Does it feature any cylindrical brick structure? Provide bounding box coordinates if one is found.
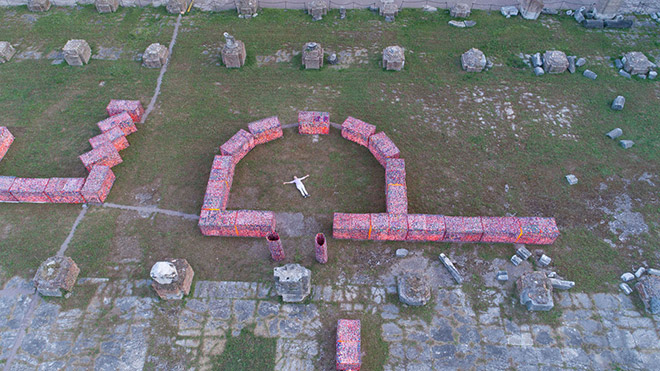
[315,233,328,264]
[267,232,285,262]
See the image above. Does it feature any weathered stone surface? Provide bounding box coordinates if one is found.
[450,2,471,18]
[501,5,518,17]
[520,0,543,20]
[634,276,660,314]
[151,259,194,300]
[543,50,568,73]
[583,69,597,80]
[517,271,554,311]
[623,52,651,75]
[533,66,544,76]
[0,42,16,63]
[439,253,463,284]
[28,0,50,11]
[516,246,532,260]
[611,95,625,111]
[461,48,486,72]
[566,174,578,185]
[274,264,311,303]
[33,256,80,297]
[619,69,632,78]
[302,42,323,70]
[510,255,523,266]
[538,254,551,266]
[382,45,404,71]
[583,19,604,28]
[221,33,246,68]
[95,0,118,13]
[395,248,408,257]
[620,282,633,295]
[379,0,398,18]
[619,140,634,149]
[237,0,258,17]
[142,43,168,68]
[530,52,542,67]
[397,273,431,306]
[606,128,622,139]
[166,0,190,13]
[150,262,177,285]
[306,0,328,21]
[567,55,576,73]
[63,39,91,66]
[550,278,575,290]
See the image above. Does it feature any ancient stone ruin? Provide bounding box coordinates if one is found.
[517,271,554,311]
[221,32,246,68]
[63,39,92,66]
[397,273,431,306]
[382,46,404,71]
[33,256,80,297]
[95,0,118,13]
[379,0,399,21]
[274,263,311,302]
[167,0,191,14]
[315,233,328,264]
[450,2,471,18]
[150,259,194,300]
[520,0,543,20]
[142,43,168,69]
[302,42,323,69]
[543,50,569,73]
[28,0,50,12]
[306,0,328,21]
[635,275,660,314]
[237,0,258,18]
[461,48,486,72]
[0,42,16,64]
[267,232,285,261]
[623,52,652,76]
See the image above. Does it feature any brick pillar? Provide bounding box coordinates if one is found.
[267,232,285,262]
[315,233,328,264]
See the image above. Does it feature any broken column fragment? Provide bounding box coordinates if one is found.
[439,253,463,284]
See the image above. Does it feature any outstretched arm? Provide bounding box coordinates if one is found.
[283,180,294,184]
[301,175,310,180]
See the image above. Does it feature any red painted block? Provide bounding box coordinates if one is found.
[332,213,371,240]
[315,233,328,264]
[198,209,237,236]
[385,158,406,188]
[106,99,144,123]
[516,217,559,245]
[80,166,115,204]
[341,117,376,147]
[370,213,408,241]
[97,112,137,136]
[201,180,230,211]
[0,176,17,202]
[248,116,283,145]
[212,155,235,171]
[45,178,85,203]
[406,214,446,241]
[220,129,255,165]
[386,184,408,214]
[481,217,522,243]
[235,210,276,238]
[267,232,286,261]
[209,156,235,188]
[79,142,122,172]
[368,132,400,167]
[0,126,14,161]
[443,216,483,242]
[9,178,51,203]
[89,127,129,152]
[336,319,361,370]
[298,111,330,135]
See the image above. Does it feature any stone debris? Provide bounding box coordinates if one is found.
[339,6,346,19]
[461,48,486,72]
[328,53,338,64]
[395,248,408,257]
[606,128,623,139]
[450,2,471,18]
[618,69,631,78]
[448,20,466,28]
[516,246,532,260]
[237,0,258,18]
[33,256,80,297]
[142,43,168,69]
[274,264,311,302]
[533,66,544,76]
[28,0,50,12]
[583,69,597,80]
[567,55,576,73]
[379,0,399,20]
[520,0,543,20]
[621,272,635,282]
[423,5,437,12]
[575,57,586,67]
[501,5,518,18]
[619,282,633,295]
[583,19,604,28]
[615,59,623,69]
[611,96,625,111]
[565,174,578,185]
[306,0,328,21]
[315,233,328,263]
[0,42,16,63]
[517,271,554,311]
[267,232,285,261]
[635,267,646,278]
[648,268,660,276]
[382,45,404,71]
[397,273,431,306]
[95,0,118,13]
[619,140,634,149]
[650,71,658,79]
[510,255,523,266]
[439,253,463,284]
[543,50,568,73]
[623,52,651,75]
[530,53,542,67]
[496,271,509,281]
[221,32,246,68]
[634,275,660,314]
[151,259,194,300]
[550,278,575,290]
[538,254,552,266]
[63,39,92,66]
[167,0,190,14]
[302,42,323,69]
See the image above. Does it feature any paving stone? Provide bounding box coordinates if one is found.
[430,322,454,342]
[632,329,660,349]
[208,299,232,319]
[592,293,620,311]
[532,325,555,346]
[389,342,405,359]
[99,341,122,357]
[382,322,403,341]
[457,325,480,344]
[507,332,533,346]
[257,301,280,317]
[480,326,506,345]
[560,347,592,369]
[233,300,256,322]
[536,347,563,366]
[381,303,399,319]
[572,293,593,308]
[279,319,302,338]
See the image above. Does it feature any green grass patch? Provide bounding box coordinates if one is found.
[211,326,276,371]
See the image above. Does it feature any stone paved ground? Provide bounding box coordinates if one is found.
[0,275,658,370]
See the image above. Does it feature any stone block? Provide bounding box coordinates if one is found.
[95,0,118,12]
[167,0,190,13]
[0,126,15,161]
[620,282,633,295]
[198,209,235,236]
[142,43,168,69]
[0,42,16,63]
[97,111,137,136]
[44,178,85,203]
[63,40,91,66]
[583,69,597,80]
[106,100,144,123]
[220,129,255,164]
[606,128,622,139]
[634,276,660,314]
[439,253,463,284]
[461,48,486,72]
[34,256,80,297]
[332,213,371,240]
[481,217,521,243]
[336,319,361,370]
[443,216,483,242]
[28,0,50,11]
[623,52,650,75]
[517,271,554,311]
[267,232,285,261]
[397,273,431,306]
[237,0,258,17]
[341,116,376,147]
[386,183,407,214]
[368,131,400,167]
[306,0,328,20]
[611,95,625,111]
[406,214,446,241]
[520,0,543,19]
[370,213,408,241]
[79,142,122,172]
[9,178,51,203]
[450,2,471,18]
[0,176,17,202]
[201,179,230,211]
[619,140,634,149]
[302,42,323,69]
[298,111,329,135]
[151,259,194,300]
[221,38,246,68]
[543,50,568,74]
[516,217,559,244]
[516,246,532,260]
[538,254,551,266]
[235,210,276,237]
[382,45,404,71]
[315,233,328,263]
[89,127,129,152]
[248,116,282,145]
[379,0,398,18]
[80,166,115,204]
[565,174,578,185]
[501,5,518,17]
[274,263,311,302]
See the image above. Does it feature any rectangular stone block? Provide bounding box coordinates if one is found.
[298,111,330,135]
[44,177,85,203]
[0,126,14,161]
[481,217,522,243]
[332,213,371,240]
[63,40,91,66]
[516,217,559,245]
[0,42,16,63]
[370,213,408,241]
[386,184,407,214]
[201,180,230,211]
[106,99,145,123]
[95,0,118,12]
[97,112,137,136]
[385,158,406,187]
[10,178,51,203]
[79,142,122,172]
[80,165,115,204]
[235,210,276,238]
[368,131,400,167]
[198,209,237,236]
[336,319,361,370]
[443,216,483,242]
[89,127,129,152]
[220,129,255,165]
[341,117,376,147]
[0,176,17,202]
[406,214,446,241]
[248,116,283,145]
